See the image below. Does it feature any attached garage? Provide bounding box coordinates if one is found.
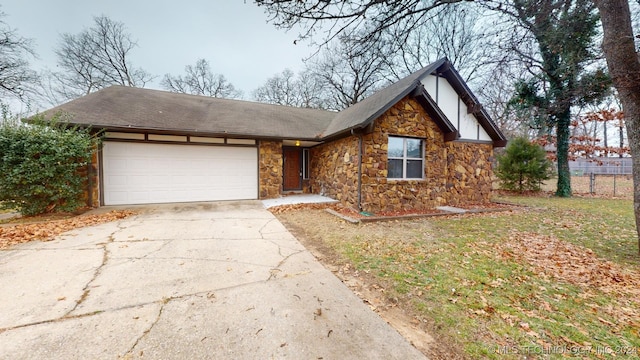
[102,141,258,205]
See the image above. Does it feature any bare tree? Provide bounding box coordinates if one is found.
[307,35,386,110]
[380,3,495,84]
[161,59,241,99]
[53,15,152,99]
[255,0,459,50]
[253,68,326,108]
[0,10,37,102]
[253,69,301,106]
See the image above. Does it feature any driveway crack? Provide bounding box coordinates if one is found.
[65,221,128,316]
[124,299,167,357]
[267,249,306,281]
[257,218,277,237]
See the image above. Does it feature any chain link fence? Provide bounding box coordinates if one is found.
[541,174,633,198]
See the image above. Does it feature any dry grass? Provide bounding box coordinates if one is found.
[276,196,640,359]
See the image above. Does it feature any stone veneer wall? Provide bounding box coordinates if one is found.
[259,140,283,199]
[310,96,495,213]
[359,96,494,212]
[443,141,494,206]
[80,149,100,208]
[309,136,360,208]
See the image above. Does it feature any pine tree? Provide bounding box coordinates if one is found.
[496,138,553,192]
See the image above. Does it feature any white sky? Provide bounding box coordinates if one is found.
[1,0,313,105]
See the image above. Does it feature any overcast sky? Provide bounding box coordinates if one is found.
[2,0,313,105]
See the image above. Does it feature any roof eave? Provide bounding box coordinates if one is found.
[72,124,323,142]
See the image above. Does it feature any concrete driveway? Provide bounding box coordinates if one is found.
[0,201,426,359]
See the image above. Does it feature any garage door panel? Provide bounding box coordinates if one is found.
[102,142,258,205]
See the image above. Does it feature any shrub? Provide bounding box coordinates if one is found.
[0,114,98,215]
[496,137,553,192]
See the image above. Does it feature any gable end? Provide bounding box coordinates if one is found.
[410,85,459,142]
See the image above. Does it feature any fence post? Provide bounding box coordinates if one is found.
[589,173,595,194]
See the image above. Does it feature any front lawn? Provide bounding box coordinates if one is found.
[275,196,640,359]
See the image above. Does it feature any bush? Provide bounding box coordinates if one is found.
[0,114,98,215]
[496,137,553,192]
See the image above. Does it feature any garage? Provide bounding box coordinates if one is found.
[102,141,258,205]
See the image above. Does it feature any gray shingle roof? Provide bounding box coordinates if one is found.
[43,86,335,140]
[41,59,507,145]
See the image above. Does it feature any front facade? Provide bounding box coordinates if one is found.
[47,58,507,213]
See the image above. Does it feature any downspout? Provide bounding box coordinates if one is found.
[351,129,363,211]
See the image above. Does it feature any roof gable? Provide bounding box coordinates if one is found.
[323,58,507,147]
[321,59,447,138]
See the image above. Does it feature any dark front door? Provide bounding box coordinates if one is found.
[283,148,302,190]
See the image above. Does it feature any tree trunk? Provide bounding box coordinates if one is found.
[556,111,572,197]
[595,0,640,254]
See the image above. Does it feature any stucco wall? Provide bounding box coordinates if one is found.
[259,140,283,199]
[310,96,495,213]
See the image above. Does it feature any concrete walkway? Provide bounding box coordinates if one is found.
[0,201,426,359]
[261,194,338,208]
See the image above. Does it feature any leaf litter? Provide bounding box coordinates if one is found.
[0,210,136,249]
[500,230,640,329]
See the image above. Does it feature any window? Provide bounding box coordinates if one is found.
[387,136,424,179]
[302,148,310,180]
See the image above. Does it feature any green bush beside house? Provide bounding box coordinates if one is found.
[0,114,99,216]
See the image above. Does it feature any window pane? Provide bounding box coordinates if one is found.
[406,160,423,178]
[303,149,310,179]
[406,139,422,158]
[388,159,403,178]
[388,137,404,158]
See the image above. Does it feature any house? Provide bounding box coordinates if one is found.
[42,58,507,213]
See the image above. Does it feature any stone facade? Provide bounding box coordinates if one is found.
[310,96,495,213]
[80,149,100,208]
[443,141,494,206]
[309,136,360,208]
[258,140,283,199]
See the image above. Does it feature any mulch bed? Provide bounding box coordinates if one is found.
[269,201,521,223]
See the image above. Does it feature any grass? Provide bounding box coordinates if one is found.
[277,196,640,359]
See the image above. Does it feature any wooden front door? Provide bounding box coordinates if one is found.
[283,148,302,190]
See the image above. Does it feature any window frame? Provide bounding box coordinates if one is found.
[387,136,425,180]
[302,148,310,180]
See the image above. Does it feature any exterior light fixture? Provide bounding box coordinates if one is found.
[295,140,300,146]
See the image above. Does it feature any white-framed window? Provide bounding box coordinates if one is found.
[387,136,424,179]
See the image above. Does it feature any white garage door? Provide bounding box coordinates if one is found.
[102,142,258,205]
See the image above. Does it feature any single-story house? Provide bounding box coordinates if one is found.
[42,58,507,213]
